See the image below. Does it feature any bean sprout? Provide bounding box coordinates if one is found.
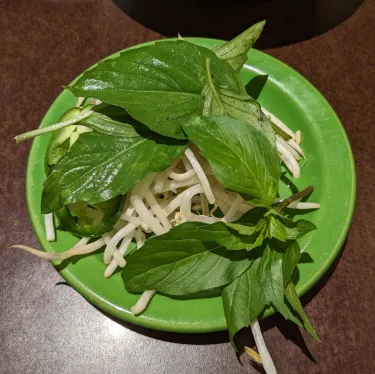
[12,238,105,260]
[262,107,295,140]
[44,213,55,241]
[104,231,134,278]
[251,320,277,374]
[169,169,196,181]
[180,184,204,221]
[184,148,215,204]
[221,194,243,222]
[131,290,156,315]
[295,130,302,145]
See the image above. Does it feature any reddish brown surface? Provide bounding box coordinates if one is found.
[1,1,374,373]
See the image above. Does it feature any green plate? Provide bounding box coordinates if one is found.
[26,38,356,333]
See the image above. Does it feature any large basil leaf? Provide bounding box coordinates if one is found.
[257,241,301,323]
[182,115,280,208]
[214,21,266,72]
[222,256,267,349]
[285,281,320,341]
[122,223,251,296]
[42,131,187,213]
[68,41,243,139]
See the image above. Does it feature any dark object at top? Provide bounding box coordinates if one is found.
[114,0,364,48]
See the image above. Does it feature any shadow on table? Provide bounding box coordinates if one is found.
[113,0,364,49]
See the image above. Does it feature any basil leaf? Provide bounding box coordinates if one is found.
[214,21,266,72]
[55,195,123,238]
[68,41,243,139]
[42,132,186,213]
[228,210,316,247]
[218,93,276,143]
[123,223,251,296]
[228,219,268,251]
[133,220,270,252]
[226,207,267,234]
[285,281,320,341]
[222,257,267,349]
[183,115,280,208]
[257,241,301,322]
[201,71,276,147]
[281,241,301,285]
[151,221,249,251]
[267,214,317,242]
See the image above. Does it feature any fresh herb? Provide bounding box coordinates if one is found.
[202,57,275,143]
[182,115,280,208]
[214,20,266,72]
[123,222,252,296]
[228,209,316,242]
[257,241,300,317]
[222,256,267,348]
[284,281,320,341]
[42,131,187,213]
[67,41,244,139]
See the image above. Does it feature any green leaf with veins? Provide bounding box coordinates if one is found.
[202,59,275,145]
[222,256,267,349]
[257,240,302,323]
[122,222,252,296]
[267,214,317,242]
[68,41,243,139]
[285,281,320,341]
[214,21,266,72]
[42,131,187,213]
[228,208,316,245]
[182,115,280,208]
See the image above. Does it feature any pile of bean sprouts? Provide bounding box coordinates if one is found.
[13,99,320,374]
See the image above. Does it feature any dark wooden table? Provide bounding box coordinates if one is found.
[1,1,374,373]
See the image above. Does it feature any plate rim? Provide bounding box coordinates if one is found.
[26,37,356,333]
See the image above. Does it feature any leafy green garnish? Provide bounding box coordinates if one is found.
[123,222,252,296]
[257,241,302,323]
[228,209,316,242]
[214,21,266,72]
[222,256,266,348]
[285,281,320,341]
[68,41,244,139]
[42,131,187,213]
[182,115,280,208]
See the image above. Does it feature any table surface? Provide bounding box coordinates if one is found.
[1,1,374,373]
